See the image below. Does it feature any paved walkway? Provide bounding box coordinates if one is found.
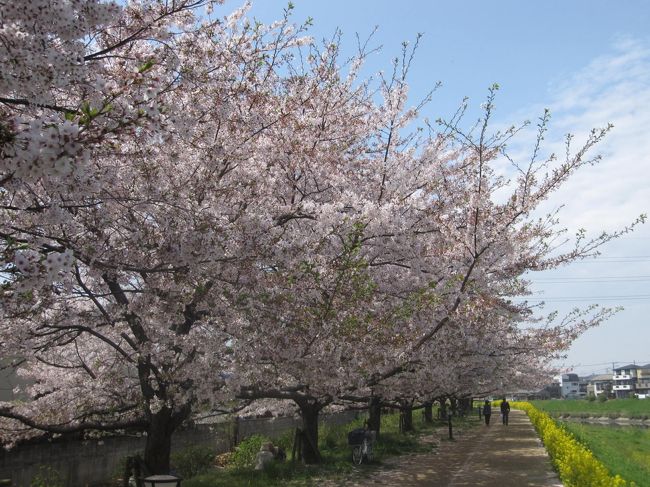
[323,410,563,487]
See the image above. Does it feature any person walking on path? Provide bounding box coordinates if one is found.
[482,400,492,425]
[500,398,511,425]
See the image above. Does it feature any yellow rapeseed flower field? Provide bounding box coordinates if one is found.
[512,402,634,487]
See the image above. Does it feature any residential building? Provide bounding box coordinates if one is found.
[611,364,650,398]
[585,373,613,398]
[636,364,650,399]
[558,373,583,398]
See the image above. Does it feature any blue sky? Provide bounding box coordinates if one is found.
[242,1,650,376]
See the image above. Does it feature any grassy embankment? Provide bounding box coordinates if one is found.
[561,422,650,487]
[530,398,650,419]
[183,410,477,487]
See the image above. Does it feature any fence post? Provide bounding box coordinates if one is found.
[291,428,303,463]
[231,416,240,448]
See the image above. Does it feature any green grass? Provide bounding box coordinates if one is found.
[560,422,650,487]
[530,398,650,419]
[184,411,476,487]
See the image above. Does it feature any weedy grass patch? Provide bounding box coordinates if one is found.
[560,422,650,487]
[183,410,465,487]
[530,398,650,419]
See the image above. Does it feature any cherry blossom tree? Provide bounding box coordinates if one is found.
[0,0,643,475]
[234,78,643,461]
[0,0,325,474]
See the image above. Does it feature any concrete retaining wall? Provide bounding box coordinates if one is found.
[0,410,357,487]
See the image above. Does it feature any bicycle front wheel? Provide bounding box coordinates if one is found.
[352,445,363,465]
[364,441,373,463]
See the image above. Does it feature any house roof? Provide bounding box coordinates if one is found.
[561,373,579,381]
[614,364,639,371]
[588,374,612,381]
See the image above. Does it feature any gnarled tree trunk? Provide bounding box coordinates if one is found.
[450,397,458,417]
[296,399,322,464]
[438,397,448,419]
[368,395,382,439]
[143,405,190,474]
[423,401,434,423]
[399,404,413,433]
[458,397,472,416]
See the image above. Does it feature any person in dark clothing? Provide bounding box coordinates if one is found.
[482,400,492,425]
[500,398,511,425]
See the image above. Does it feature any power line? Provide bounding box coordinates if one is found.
[533,278,650,284]
[511,294,650,302]
[573,256,650,261]
[562,359,650,375]
[565,359,650,367]
[531,276,650,283]
[572,260,650,264]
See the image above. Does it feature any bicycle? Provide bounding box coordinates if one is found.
[348,428,375,465]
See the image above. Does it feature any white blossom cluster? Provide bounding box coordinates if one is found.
[0,0,120,100]
[2,118,85,180]
[14,248,74,287]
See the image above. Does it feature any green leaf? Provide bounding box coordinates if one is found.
[138,60,156,73]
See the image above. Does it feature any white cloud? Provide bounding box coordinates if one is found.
[505,38,650,375]
[534,38,650,234]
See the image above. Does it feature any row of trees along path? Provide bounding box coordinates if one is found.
[1,0,643,475]
[319,410,563,487]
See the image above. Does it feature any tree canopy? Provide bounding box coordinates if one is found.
[0,0,642,473]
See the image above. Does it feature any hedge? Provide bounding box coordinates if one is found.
[512,401,635,487]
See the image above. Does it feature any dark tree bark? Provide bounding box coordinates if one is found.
[458,397,472,416]
[296,399,322,464]
[399,404,413,433]
[450,397,458,416]
[423,401,434,423]
[368,395,382,438]
[438,397,448,420]
[143,406,189,474]
[143,408,175,474]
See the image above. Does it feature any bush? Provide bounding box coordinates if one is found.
[512,402,634,487]
[597,394,608,403]
[230,435,268,469]
[30,465,64,487]
[319,415,365,452]
[587,394,596,402]
[171,445,215,479]
[274,429,294,456]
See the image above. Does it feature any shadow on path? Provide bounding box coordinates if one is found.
[321,410,562,486]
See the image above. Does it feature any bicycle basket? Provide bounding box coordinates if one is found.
[347,428,367,445]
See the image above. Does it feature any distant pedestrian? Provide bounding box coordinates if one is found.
[482,400,492,425]
[500,398,510,425]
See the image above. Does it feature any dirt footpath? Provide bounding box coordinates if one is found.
[323,410,563,487]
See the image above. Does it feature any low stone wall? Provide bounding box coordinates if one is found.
[0,434,148,487]
[0,410,357,487]
[554,415,649,427]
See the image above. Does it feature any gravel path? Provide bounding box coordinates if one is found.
[319,410,562,486]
